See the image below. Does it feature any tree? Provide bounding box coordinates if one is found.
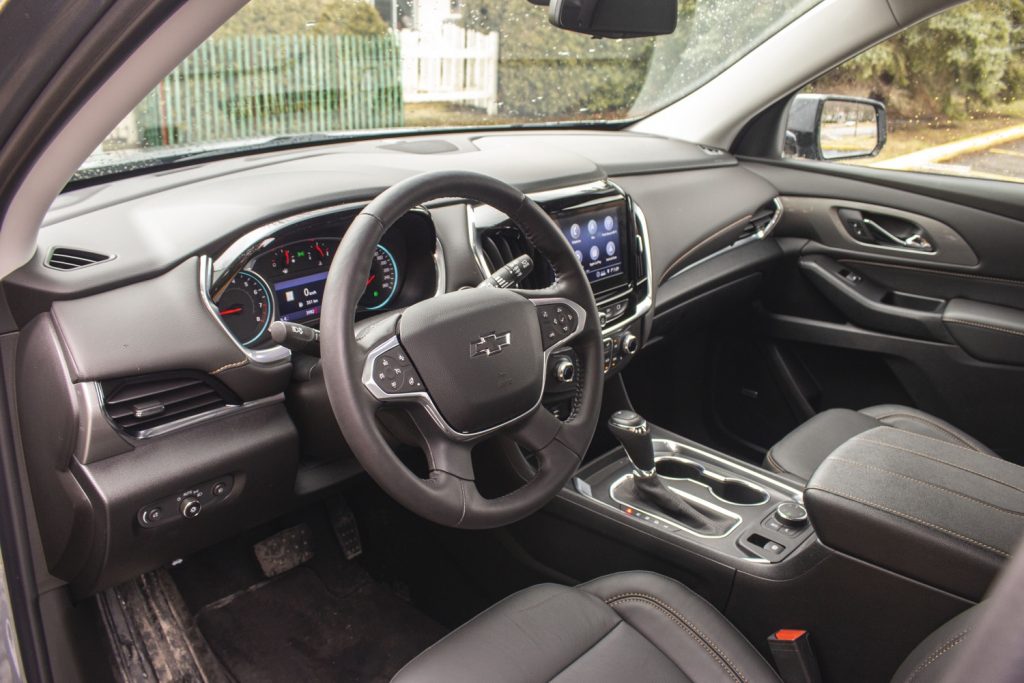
[814,0,1024,119]
[217,0,389,37]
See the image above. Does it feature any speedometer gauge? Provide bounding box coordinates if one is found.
[359,245,399,311]
[216,271,273,346]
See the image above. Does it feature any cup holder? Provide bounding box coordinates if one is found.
[655,457,769,506]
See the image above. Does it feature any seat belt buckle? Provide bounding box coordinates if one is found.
[767,629,822,683]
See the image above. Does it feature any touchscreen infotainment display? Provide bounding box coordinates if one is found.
[556,202,626,285]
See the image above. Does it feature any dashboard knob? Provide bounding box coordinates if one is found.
[621,332,640,356]
[552,358,575,384]
[180,497,202,519]
[774,502,808,527]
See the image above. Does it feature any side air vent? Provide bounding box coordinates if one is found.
[477,228,555,289]
[46,247,113,271]
[736,199,783,243]
[101,372,237,437]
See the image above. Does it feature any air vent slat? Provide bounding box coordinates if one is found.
[46,247,112,271]
[102,372,236,436]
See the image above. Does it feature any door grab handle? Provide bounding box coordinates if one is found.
[862,218,933,251]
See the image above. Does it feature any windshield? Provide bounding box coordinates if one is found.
[76,0,821,181]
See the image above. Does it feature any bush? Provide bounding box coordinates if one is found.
[217,0,389,37]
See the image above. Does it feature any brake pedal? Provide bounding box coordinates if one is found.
[328,497,363,559]
[253,523,314,578]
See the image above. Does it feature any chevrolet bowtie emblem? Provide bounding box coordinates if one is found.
[471,331,512,357]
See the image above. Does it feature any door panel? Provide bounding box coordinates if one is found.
[740,160,1024,463]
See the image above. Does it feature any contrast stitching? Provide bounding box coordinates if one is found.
[829,457,1024,517]
[871,412,979,451]
[807,486,1010,557]
[764,450,786,474]
[210,359,248,375]
[904,630,969,683]
[605,592,747,683]
[852,436,1024,494]
[838,259,1024,288]
[945,318,1024,339]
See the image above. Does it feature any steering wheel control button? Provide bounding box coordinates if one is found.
[372,348,423,394]
[537,303,579,349]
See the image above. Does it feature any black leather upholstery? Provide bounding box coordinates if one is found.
[392,571,781,682]
[890,604,979,683]
[765,404,997,481]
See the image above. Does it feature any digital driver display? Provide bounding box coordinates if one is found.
[557,205,625,284]
[273,271,327,323]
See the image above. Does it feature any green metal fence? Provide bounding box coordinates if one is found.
[135,34,403,147]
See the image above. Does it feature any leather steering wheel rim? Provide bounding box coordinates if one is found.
[320,171,603,529]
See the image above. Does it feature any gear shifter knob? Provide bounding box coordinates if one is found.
[608,410,656,476]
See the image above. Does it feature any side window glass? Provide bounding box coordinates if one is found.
[785,1,1024,184]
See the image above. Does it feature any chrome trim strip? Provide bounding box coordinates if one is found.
[666,196,784,281]
[361,296,587,441]
[133,393,286,439]
[608,473,743,539]
[653,455,770,507]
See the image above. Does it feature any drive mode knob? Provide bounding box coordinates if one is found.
[621,332,639,356]
[180,497,202,519]
[775,502,808,527]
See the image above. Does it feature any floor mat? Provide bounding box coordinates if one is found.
[197,566,446,683]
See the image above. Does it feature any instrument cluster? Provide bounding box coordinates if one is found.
[212,209,439,348]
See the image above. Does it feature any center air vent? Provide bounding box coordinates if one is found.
[46,247,113,271]
[102,372,237,437]
[477,228,554,289]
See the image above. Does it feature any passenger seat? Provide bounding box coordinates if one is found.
[764,404,997,481]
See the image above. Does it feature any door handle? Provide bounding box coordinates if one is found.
[837,208,935,253]
[862,218,933,251]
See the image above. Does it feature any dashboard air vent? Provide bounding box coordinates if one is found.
[477,228,555,289]
[46,247,113,271]
[736,200,782,243]
[101,372,237,437]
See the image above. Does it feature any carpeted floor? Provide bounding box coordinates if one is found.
[196,565,446,683]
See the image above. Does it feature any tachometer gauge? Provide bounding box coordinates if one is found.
[359,245,399,311]
[216,271,273,346]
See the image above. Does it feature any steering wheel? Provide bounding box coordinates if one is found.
[320,171,604,529]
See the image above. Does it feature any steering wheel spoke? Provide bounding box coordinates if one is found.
[512,291,588,354]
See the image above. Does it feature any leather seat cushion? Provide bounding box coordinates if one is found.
[392,571,780,682]
[764,404,997,482]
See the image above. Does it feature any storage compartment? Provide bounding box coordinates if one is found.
[881,290,945,313]
[804,425,1024,600]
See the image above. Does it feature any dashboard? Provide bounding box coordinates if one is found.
[7,130,782,595]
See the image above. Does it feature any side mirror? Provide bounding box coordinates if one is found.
[785,94,887,161]
[548,0,677,38]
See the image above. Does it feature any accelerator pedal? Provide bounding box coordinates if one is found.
[328,497,363,560]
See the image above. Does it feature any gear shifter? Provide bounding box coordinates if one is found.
[607,411,720,532]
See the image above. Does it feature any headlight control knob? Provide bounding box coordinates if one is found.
[621,332,639,356]
[180,497,202,519]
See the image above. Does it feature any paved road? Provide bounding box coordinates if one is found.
[944,136,1024,180]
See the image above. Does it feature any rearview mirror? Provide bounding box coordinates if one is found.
[548,0,677,38]
[785,94,887,161]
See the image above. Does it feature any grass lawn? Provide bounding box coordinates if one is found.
[870,100,1024,162]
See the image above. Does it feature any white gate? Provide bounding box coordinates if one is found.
[400,26,499,115]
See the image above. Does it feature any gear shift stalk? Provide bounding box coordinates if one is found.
[608,410,720,532]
